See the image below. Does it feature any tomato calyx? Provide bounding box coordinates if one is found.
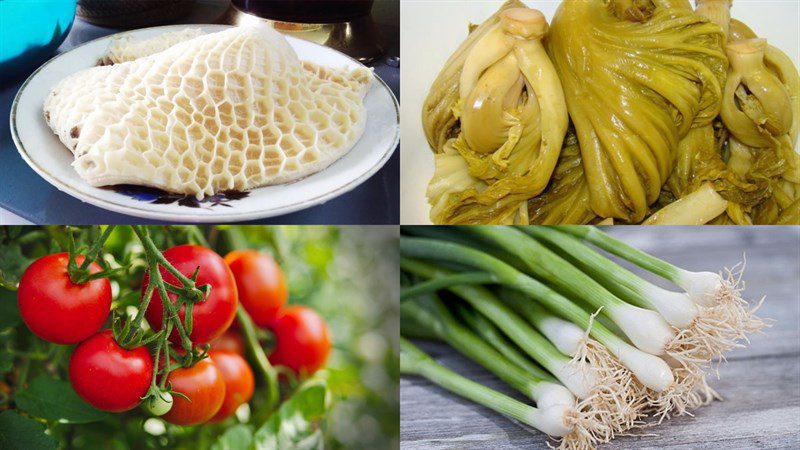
[159,343,216,380]
[65,227,121,285]
[110,309,168,350]
[162,266,210,305]
[156,269,211,342]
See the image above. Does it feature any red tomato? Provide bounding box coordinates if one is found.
[143,245,238,345]
[268,306,331,376]
[224,250,287,328]
[161,357,226,426]
[69,330,153,412]
[208,350,254,423]
[18,253,111,345]
[211,330,246,356]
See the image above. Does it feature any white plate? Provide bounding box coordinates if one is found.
[399,0,800,224]
[11,24,399,223]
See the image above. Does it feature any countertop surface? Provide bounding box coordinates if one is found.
[0,0,399,224]
[401,227,800,449]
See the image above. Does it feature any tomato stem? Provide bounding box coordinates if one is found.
[131,227,195,352]
[78,226,115,271]
[67,226,116,285]
[236,306,280,411]
[141,234,199,289]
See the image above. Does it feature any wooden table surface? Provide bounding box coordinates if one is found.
[400,227,800,449]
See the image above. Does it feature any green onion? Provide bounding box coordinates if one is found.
[401,257,598,398]
[555,226,767,349]
[400,338,574,437]
[461,226,676,357]
[500,288,590,357]
[400,240,674,392]
[401,293,569,404]
[400,272,497,301]
[555,226,726,306]
[399,225,767,444]
[521,227,699,328]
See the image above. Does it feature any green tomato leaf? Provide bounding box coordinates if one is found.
[0,241,26,290]
[254,379,329,450]
[15,376,109,424]
[0,410,58,450]
[0,289,21,331]
[210,424,253,450]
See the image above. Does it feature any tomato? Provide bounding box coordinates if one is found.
[143,245,238,345]
[161,357,226,426]
[224,250,287,328]
[145,391,173,416]
[268,306,331,376]
[211,330,246,356]
[69,330,153,412]
[18,253,111,345]
[208,350,254,422]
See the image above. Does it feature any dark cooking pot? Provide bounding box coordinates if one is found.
[231,0,374,23]
[76,0,196,28]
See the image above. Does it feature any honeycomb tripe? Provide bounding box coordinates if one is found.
[44,24,373,199]
[101,28,205,65]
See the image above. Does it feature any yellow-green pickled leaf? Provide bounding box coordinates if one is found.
[547,0,727,222]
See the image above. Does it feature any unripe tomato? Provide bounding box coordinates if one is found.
[18,253,111,345]
[211,330,246,356]
[224,250,287,328]
[208,350,254,423]
[268,306,331,376]
[143,245,238,345]
[69,330,153,412]
[161,358,225,426]
[145,391,173,416]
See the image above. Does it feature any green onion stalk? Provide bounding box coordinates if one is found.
[401,338,592,443]
[401,259,599,399]
[401,292,571,406]
[453,302,550,380]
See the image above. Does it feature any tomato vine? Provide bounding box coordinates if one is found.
[0,225,394,450]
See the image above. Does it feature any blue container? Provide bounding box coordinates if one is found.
[0,0,76,83]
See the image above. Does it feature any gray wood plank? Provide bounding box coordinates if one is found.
[400,227,800,449]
